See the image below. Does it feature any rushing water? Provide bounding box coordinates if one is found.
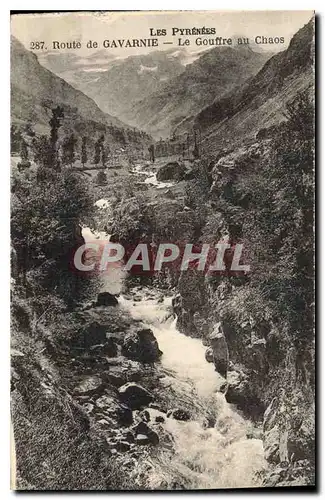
[131,164,174,189]
[119,290,265,489]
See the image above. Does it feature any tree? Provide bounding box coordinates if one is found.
[93,135,104,165]
[49,106,64,171]
[24,122,35,138]
[49,106,64,149]
[11,165,94,304]
[101,146,108,168]
[193,129,200,159]
[96,170,107,186]
[81,136,88,168]
[17,138,31,170]
[32,135,53,173]
[148,144,155,163]
[62,134,77,167]
[11,125,22,154]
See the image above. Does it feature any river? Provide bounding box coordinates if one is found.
[81,163,266,489]
[82,223,266,489]
[119,290,265,489]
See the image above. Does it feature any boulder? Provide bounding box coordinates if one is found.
[133,420,151,435]
[122,431,135,443]
[105,438,118,449]
[219,381,228,394]
[156,162,186,182]
[96,418,111,429]
[155,415,165,424]
[183,168,195,180]
[135,434,151,445]
[81,402,94,414]
[74,376,103,396]
[205,347,214,363]
[104,373,125,387]
[135,430,159,446]
[75,321,108,348]
[89,338,118,357]
[96,292,118,307]
[167,408,191,421]
[116,441,131,452]
[225,372,264,418]
[139,409,150,422]
[94,394,117,410]
[116,404,133,426]
[121,328,162,363]
[208,327,229,378]
[109,360,143,383]
[118,382,154,410]
[202,416,216,429]
[264,425,281,463]
[133,421,159,445]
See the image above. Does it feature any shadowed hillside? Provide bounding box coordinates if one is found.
[193,19,314,152]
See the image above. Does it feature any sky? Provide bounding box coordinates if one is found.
[11,10,313,59]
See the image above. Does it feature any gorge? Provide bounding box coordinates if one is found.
[10,14,315,491]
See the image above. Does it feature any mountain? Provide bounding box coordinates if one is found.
[11,37,131,134]
[124,46,270,138]
[37,49,119,96]
[39,49,192,120]
[194,19,314,152]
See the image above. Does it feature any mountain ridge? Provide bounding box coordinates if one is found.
[11,36,132,133]
[193,18,314,152]
[123,45,271,138]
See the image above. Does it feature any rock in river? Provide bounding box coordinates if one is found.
[74,376,103,396]
[96,292,119,307]
[167,408,191,421]
[205,347,214,363]
[121,328,162,363]
[118,382,153,410]
[133,422,159,445]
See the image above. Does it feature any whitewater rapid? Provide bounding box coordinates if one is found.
[83,201,265,489]
[120,290,266,489]
[131,164,174,189]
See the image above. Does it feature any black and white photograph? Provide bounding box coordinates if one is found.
[10,9,315,490]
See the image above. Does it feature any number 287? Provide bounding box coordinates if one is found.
[30,41,45,50]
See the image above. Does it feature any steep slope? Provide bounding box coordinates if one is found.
[11,37,129,133]
[38,48,198,116]
[79,49,188,119]
[125,46,270,138]
[194,19,314,152]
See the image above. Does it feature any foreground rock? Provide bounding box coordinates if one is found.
[205,347,214,363]
[167,408,191,421]
[122,328,162,363]
[118,382,154,410]
[225,371,264,419]
[156,161,186,182]
[133,421,159,445]
[96,292,119,307]
[208,326,229,379]
[74,376,103,396]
